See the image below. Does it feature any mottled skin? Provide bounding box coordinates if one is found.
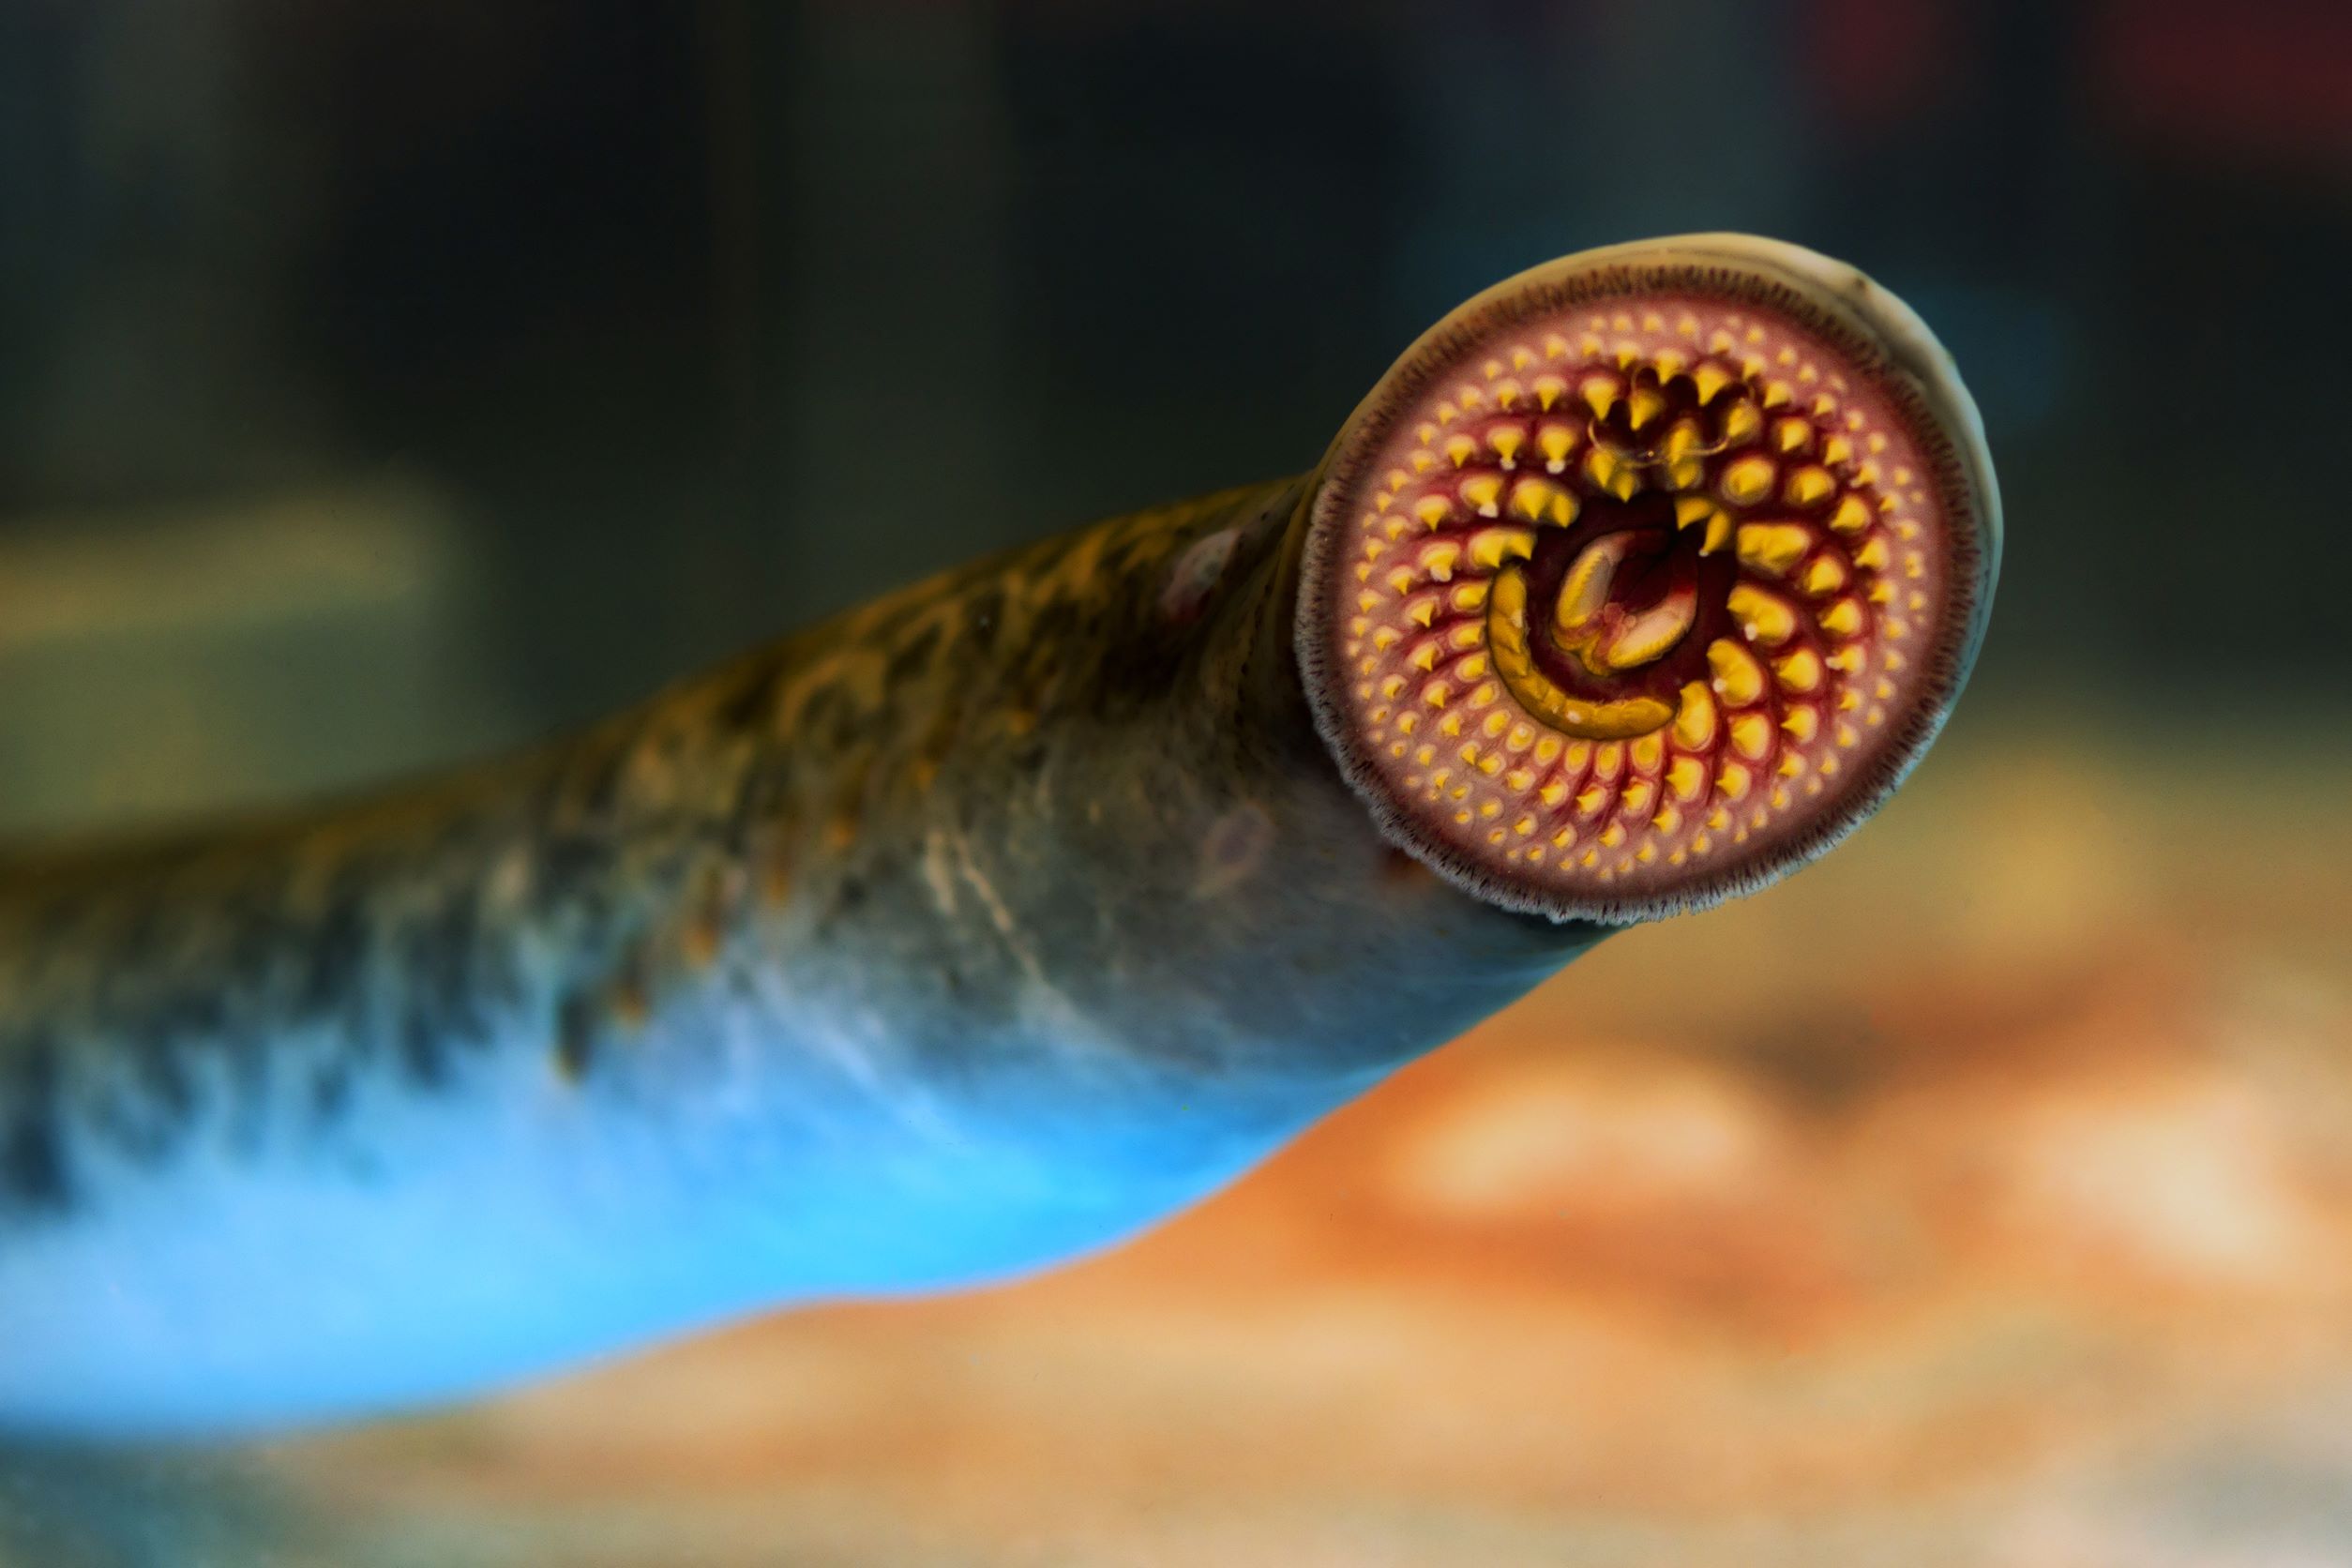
[0,475,1593,1436]
[0,233,1996,1440]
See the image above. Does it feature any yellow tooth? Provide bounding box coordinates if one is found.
[1536,421,1576,473]
[1760,379,1793,409]
[1419,541,1460,580]
[1663,418,1703,464]
[1371,626,1402,650]
[1596,742,1623,775]
[1511,477,1558,520]
[1555,535,1626,631]
[1632,733,1664,772]
[1721,400,1763,445]
[1532,373,1567,410]
[1675,494,1718,530]
[1727,584,1798,645]
[1819,597,1864,637]
[1827,645,1866,672]
[1665,459,1707,491]
[1586,445,1638,500]
[1414,495,1451,528]
[1672,680,1718,749]
[1408,595,1439,626]
[1444,434,1478,468]
[1539,780,1569,807]
[1460,475,1503,516]
[1702,509,1734,554]
[1386,566,1414,594]
[1813,393,1839,419]
[1821,434,1853,467]
[1580,373,1620,419]
[1576,787,1608,816]
[1829,494,1872,535]
[1599,822,1626,848]
[1716,761,1753,801]
[1423,680,1452,708]
[1450,622,1485,650]
[1728,712,1773,760]
[1772,647,1824,693]
[1856,536,1892,571]
[1782,706,1819,743]
[1709,638,1766,705]
[1488,426,1524,466]
[1469,527,1535,568]
[1773,417,1813,454]
[1621,779,1653,814]
[1627,385,1666,430]
[1693,361,1732,402]
[1734,523,1811,577]
[1720,454,1776,505]
[1802,555,1849,596]
[1494,380,1521,411]
[1666,757,1707,803]
[1652,349,1688,382]
[1451,580,1489,611]
[1410,642,1440,671]
[1785,466,1836,506]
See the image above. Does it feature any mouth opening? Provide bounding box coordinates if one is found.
[1297,234,1998,923]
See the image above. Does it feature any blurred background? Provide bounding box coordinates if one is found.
[2,0,2348,1562]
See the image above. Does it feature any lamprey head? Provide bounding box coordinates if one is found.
[1297,234,1998,922]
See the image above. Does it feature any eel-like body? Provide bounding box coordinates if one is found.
[0,235,1998,1437]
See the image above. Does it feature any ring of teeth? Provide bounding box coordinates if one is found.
[1334,299,1949,897]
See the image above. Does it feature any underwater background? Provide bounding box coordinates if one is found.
[3,0,2349,1562]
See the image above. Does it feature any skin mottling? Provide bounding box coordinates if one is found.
[1197,805,1276,900]
[0,234,1994,1438]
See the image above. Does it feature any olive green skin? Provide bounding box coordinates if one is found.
[0,474,1596,1436]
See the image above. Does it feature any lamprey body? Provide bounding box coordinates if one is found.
[0,235,1998,1437]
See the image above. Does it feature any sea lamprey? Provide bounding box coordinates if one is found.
[0,234,1997,1437]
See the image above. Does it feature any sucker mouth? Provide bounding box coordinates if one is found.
[1302,240,1995,922]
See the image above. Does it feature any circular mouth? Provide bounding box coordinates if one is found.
[1299,236,1998,923]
